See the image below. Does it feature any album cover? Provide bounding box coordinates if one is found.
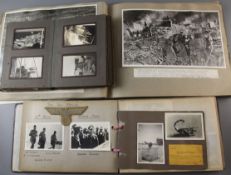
[13,100,118,173]
[111,2,231,98]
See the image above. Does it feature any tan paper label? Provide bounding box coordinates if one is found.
[169,144,203,166]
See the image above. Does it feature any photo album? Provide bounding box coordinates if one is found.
[0,1,230,98]
[0,2,112,92]
[0,1,227,174]
[12,97,224,173]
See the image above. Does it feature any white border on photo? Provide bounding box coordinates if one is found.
[121,9,226,69]
[24,122,64,151]
[165,112,205,140]
[69,121,111,151]
[137,122,165,164]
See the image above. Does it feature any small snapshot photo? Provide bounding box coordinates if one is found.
[64,23,96,46]
[25,123,64,150]
[10,57,43,79]
[122,10,225,68]
[62,54,96,77]
[165,112,205,140]
[70,122,110,151]
[137,123,165,164]
[13,28,45,49]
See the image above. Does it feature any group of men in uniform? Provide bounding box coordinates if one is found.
[71,124,109,149]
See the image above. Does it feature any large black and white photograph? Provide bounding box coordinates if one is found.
[122,10,225,68]
[165,112,205,140]
[25,123,64,150]
[137,123,165,164]
[62,54,96,77]
[13,28,45,49]
[70,122,110,151]
[10,57,43,79]
[64,23,96,46]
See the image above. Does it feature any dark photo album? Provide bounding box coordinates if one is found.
[1,12,111,89]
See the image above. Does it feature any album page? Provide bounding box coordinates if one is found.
[16,100,118,173]
[0,2,109,98]
[110,2,231,98]
[117,97,223,173]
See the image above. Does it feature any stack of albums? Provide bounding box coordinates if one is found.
[12,98,224,173]
[0,4,112,90]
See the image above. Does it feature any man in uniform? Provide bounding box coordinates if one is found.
[29,125,38,149]
[87,125,99,149]
[38,128,46,149]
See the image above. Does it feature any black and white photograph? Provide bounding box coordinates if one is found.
[122,10,225,68]
[137,123,165,164]
[165,112,205,140]
[64,23,96,46]
[70,122,110,151]
[10,57,43,79]
[62,54,96,77]
[13,28,45,49]
[25,123,64,150]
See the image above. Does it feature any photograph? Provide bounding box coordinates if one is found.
[137,123,165,164]
[70,122,110,151]
[25,123,64,150]
[64,23,96,46]
[165,112,205,140]
[122,9,225,68]
[13,28,45,49]
[10,57,43,79]
[62,54,96,77]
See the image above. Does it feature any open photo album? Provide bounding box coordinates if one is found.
[0,1,230,98]
[12,97,224,173]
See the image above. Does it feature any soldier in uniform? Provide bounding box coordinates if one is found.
[87,125,99,148]
[29,125,38,149]
[38,128,46,149]
[50,131,57,149]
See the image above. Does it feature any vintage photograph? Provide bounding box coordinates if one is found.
[165,112,205,140]
[122,10,225,68]
[25,123,64,150]
[64,23,96,46]
[137,123,165,164]
[10,57,43,79]
[70,122,110,151]
[13,28,45,49]
[62,54,96,77]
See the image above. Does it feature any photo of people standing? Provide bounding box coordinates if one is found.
[25,123,63,150]
[70,122,110,151]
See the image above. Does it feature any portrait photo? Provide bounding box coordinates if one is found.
[137,123,165,164]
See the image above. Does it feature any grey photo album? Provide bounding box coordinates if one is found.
[0,2,112,90]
